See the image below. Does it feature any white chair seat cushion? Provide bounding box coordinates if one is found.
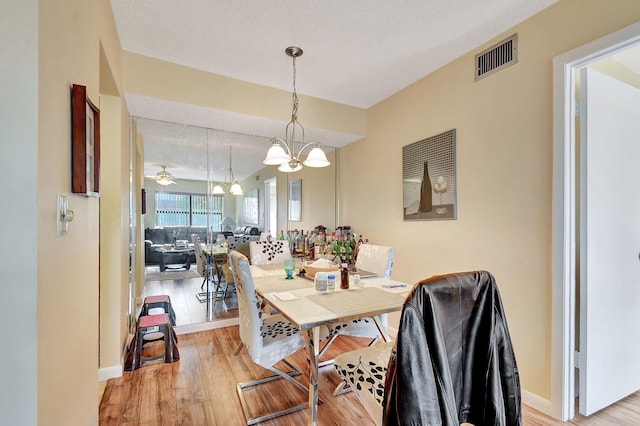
[334,341,394,424]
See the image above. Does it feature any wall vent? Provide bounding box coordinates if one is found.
[475,33,518,81]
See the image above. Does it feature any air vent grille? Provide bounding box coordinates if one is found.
[475,33,518,81]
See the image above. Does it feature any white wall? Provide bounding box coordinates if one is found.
[0,0,38,423]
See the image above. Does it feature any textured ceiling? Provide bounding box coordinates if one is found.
[112,0,559,108]
[110,0,562,181]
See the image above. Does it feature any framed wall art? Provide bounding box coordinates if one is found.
[402,129,457,221]
[242,188,259,225]
[71,84,100,196]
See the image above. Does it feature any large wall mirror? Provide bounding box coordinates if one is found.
[134,117,336,326]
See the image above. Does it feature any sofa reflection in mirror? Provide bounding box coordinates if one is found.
[144,226,232,266]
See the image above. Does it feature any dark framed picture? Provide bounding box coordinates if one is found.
[402,129,457,220]
[71,84,100,196]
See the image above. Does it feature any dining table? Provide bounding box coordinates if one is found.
[250,263,410,426]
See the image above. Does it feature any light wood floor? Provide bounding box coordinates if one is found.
[143,265,238,326]
[99,326,640,425]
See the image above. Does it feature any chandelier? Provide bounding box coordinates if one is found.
[155,165,176,186]
[212,146,243,195]
[263,46,330,172]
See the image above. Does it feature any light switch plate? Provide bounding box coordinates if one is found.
[57,195,72,236]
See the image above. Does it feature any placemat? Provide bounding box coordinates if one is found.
[255,263,284,272]
[307,288,406,314]
[254,276,313,293]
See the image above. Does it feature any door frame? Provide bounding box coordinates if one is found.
[551,21,640,421]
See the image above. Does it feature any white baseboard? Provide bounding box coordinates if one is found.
[98,364,123,382]
[174,317,239,335]
[522,389,553,417]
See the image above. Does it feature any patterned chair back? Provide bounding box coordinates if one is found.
[249,240,291,265]
[191,234,208,277]
[226,235,258,259]
[229,251,265,363]
[355,244,395,279]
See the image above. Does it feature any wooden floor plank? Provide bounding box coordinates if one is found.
[100,326,640,425]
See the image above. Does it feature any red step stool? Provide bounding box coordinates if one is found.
[124,313,179,371]
[140,295,176,326]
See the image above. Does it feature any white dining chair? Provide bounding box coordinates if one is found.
[229,250,312,425]
[334,341,395,426]
[192,234,229,307]
[355,244,395,279]
[259,231,271,241]
[249,240,291,265]
[191,234,212,290]
[323,244,395,394]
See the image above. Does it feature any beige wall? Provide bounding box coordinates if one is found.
[122,52,366,138]
[36,0,126,424]
[243,150,337,235]
[98,93,131,375]
[285,149,337,233]
[338,0,640,401]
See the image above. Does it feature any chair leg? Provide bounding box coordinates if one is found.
[318,334,339,361]
[233,341,244,356]
[236,361,308,425]
[333,380,350,396]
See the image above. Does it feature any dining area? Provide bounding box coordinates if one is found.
[130,229,411,425]
[106,235,525,425]
[229,241,407,425]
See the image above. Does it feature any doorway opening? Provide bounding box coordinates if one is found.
[552,21,640,421]
[264,177,277,238]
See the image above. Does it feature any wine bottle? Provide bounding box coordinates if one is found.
[340,263,349,289]
[419,161,433,212]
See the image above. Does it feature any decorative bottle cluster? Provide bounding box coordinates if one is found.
[281,226,368,264]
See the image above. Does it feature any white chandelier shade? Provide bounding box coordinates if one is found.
[303,146,331,168]
[263,142,289,165]
[212,183,226,194]
[211,146,243,195]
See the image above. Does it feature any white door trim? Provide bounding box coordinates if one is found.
[551,21,640,421]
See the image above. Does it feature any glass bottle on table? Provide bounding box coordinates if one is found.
[341,235,348,263]
[284,257,296,280]
[299,230,306,256]
[340,263,349,289]
[355,234,364,261]
[327,274,336,291]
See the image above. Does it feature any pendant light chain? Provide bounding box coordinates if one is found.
[291,54,298,122]
[290,54,299,153]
